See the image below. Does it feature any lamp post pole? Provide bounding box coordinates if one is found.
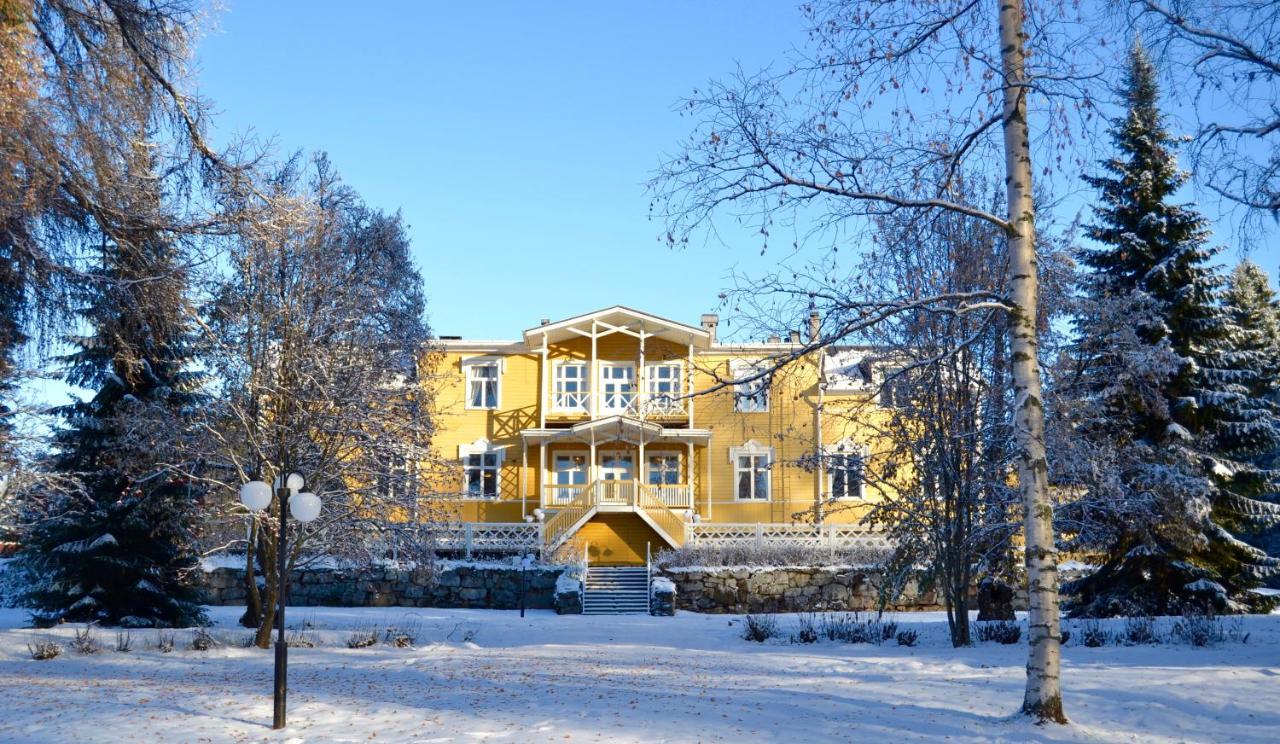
[239,472,320,731]
[273,481,290,730]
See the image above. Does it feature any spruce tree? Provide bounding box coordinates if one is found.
[18,142,206,628]
[1065,42,1280,616]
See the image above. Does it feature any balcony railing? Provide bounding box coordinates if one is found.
[548,391,688,417]
[686,523,893,553]
[542,479,693,509]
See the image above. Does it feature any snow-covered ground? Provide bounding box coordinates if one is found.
[0,607,1277,743]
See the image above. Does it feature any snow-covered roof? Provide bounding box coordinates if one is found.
[522,306,712,348]
[823,347,875,391]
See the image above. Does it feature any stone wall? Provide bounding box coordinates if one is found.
[200,563,566,610]
[657,566,1032,614]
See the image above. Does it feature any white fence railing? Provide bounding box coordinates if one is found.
[687,523,893,552]
[543,481,693,509]
[547,391,688,417]
[429,522,543,556]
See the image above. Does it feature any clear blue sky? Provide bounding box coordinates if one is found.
[193,1,806,340]
[192,2,1278,344]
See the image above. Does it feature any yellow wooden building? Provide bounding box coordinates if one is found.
[425,306,894,565]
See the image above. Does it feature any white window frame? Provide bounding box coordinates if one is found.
[729,440,773,501]
[645,451,683,486]
[553,452,589,485]
[878,366,910,408]
[462,357,502,410]
[644,362,683,413]
[825,442,868,501]
[599,362,637,414]
[731,360,770,413]
[458,439,503,500]
[553,361,590,412]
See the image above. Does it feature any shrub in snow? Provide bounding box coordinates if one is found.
[1170,608,1249,647]
[1123,615,1159,645]
[384,617,421,648]
[114,631,133,653]
[154,631,175,653]
[895,629,919,647]
[742,614,779,643]
[28,639,62,660]
[189,627,215,651]
[286,627,320,648]
[790,613,819,644]
[72,625,100,655]
[1059,629,1071,646]
[347,625,379,649]
[1079,620,1111,648]
[976,620,1021,645]
[817,612,894,644]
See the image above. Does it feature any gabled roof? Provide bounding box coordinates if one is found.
[520,416,712,445]
[522,305,712,348]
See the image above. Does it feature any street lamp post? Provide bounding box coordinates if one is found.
[239,472,322,729]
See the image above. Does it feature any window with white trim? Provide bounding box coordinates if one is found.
[459,441,503,499]
[879,367,911,408]
[554,454,588,485]
[554,362,589,411]
[647,453,681,485]
[827,445,866,500]
[731,361,770,412]
[645,363,682,413]
[464,360,500,409]
[729,442,772,500]
[600,363,636,413]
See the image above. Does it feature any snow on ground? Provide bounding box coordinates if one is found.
[0,607,1277,743]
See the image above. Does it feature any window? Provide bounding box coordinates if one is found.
[730,441,772,500]
[879,367,911,408]
[464,360,500,409]
[732,361,769,412]
[554,362,589,411]
[645,363,682,413]
[600,363,636,413]
[647,453,681,485]
[827,446,866,500]
[554,454,587,485]
[460,440,502,499]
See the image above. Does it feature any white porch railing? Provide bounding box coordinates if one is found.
[687,523,893,552]
[543,480,693,509]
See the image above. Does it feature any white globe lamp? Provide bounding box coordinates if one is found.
[290,492,322,523]
[239,480,272,512]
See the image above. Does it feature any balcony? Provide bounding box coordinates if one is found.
[547,391,688,420]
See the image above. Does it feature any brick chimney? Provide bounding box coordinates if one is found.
[700,313,719,343]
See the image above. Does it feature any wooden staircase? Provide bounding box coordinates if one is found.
[582,565,651,614]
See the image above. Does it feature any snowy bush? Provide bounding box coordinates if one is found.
[114,631,133,653]
[790,613,819,644]
[895,629,919,647]
[656,542,889,569]
[384,617,421,648]
[1123,615,1159,645]
[976,620,1021,644]
[28,638,62,660]
[346,624,379,649]
[71,626,100,655]
[1079,620,1111,648]
[1169,608,1252,647]
[189,628,215,651]
[154,631,175,653]
[741,614,779,642]
[817,612,895,644]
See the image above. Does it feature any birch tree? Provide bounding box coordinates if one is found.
[652,0,1099,722]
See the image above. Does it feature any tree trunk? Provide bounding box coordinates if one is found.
[240,519,263,628]
[997,0,1066,724]
[253,526,278,649]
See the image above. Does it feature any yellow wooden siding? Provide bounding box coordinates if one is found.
[576,513,663,565]
[425,334,904,532]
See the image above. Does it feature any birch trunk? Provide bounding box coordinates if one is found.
[997,0,1066,724]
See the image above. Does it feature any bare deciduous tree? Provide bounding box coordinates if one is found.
[652,0,1100,721]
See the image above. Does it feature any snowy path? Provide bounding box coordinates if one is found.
[0,607,1277,743]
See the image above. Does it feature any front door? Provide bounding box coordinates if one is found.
[597,451,635,504]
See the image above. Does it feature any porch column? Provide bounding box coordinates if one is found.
[590,320,598,419]
[686,440,695,511]
[638,326,646,419]
[537,442,546,509]
[521,439,528,517]
[540,332,548,428]
[638,436,646,505]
